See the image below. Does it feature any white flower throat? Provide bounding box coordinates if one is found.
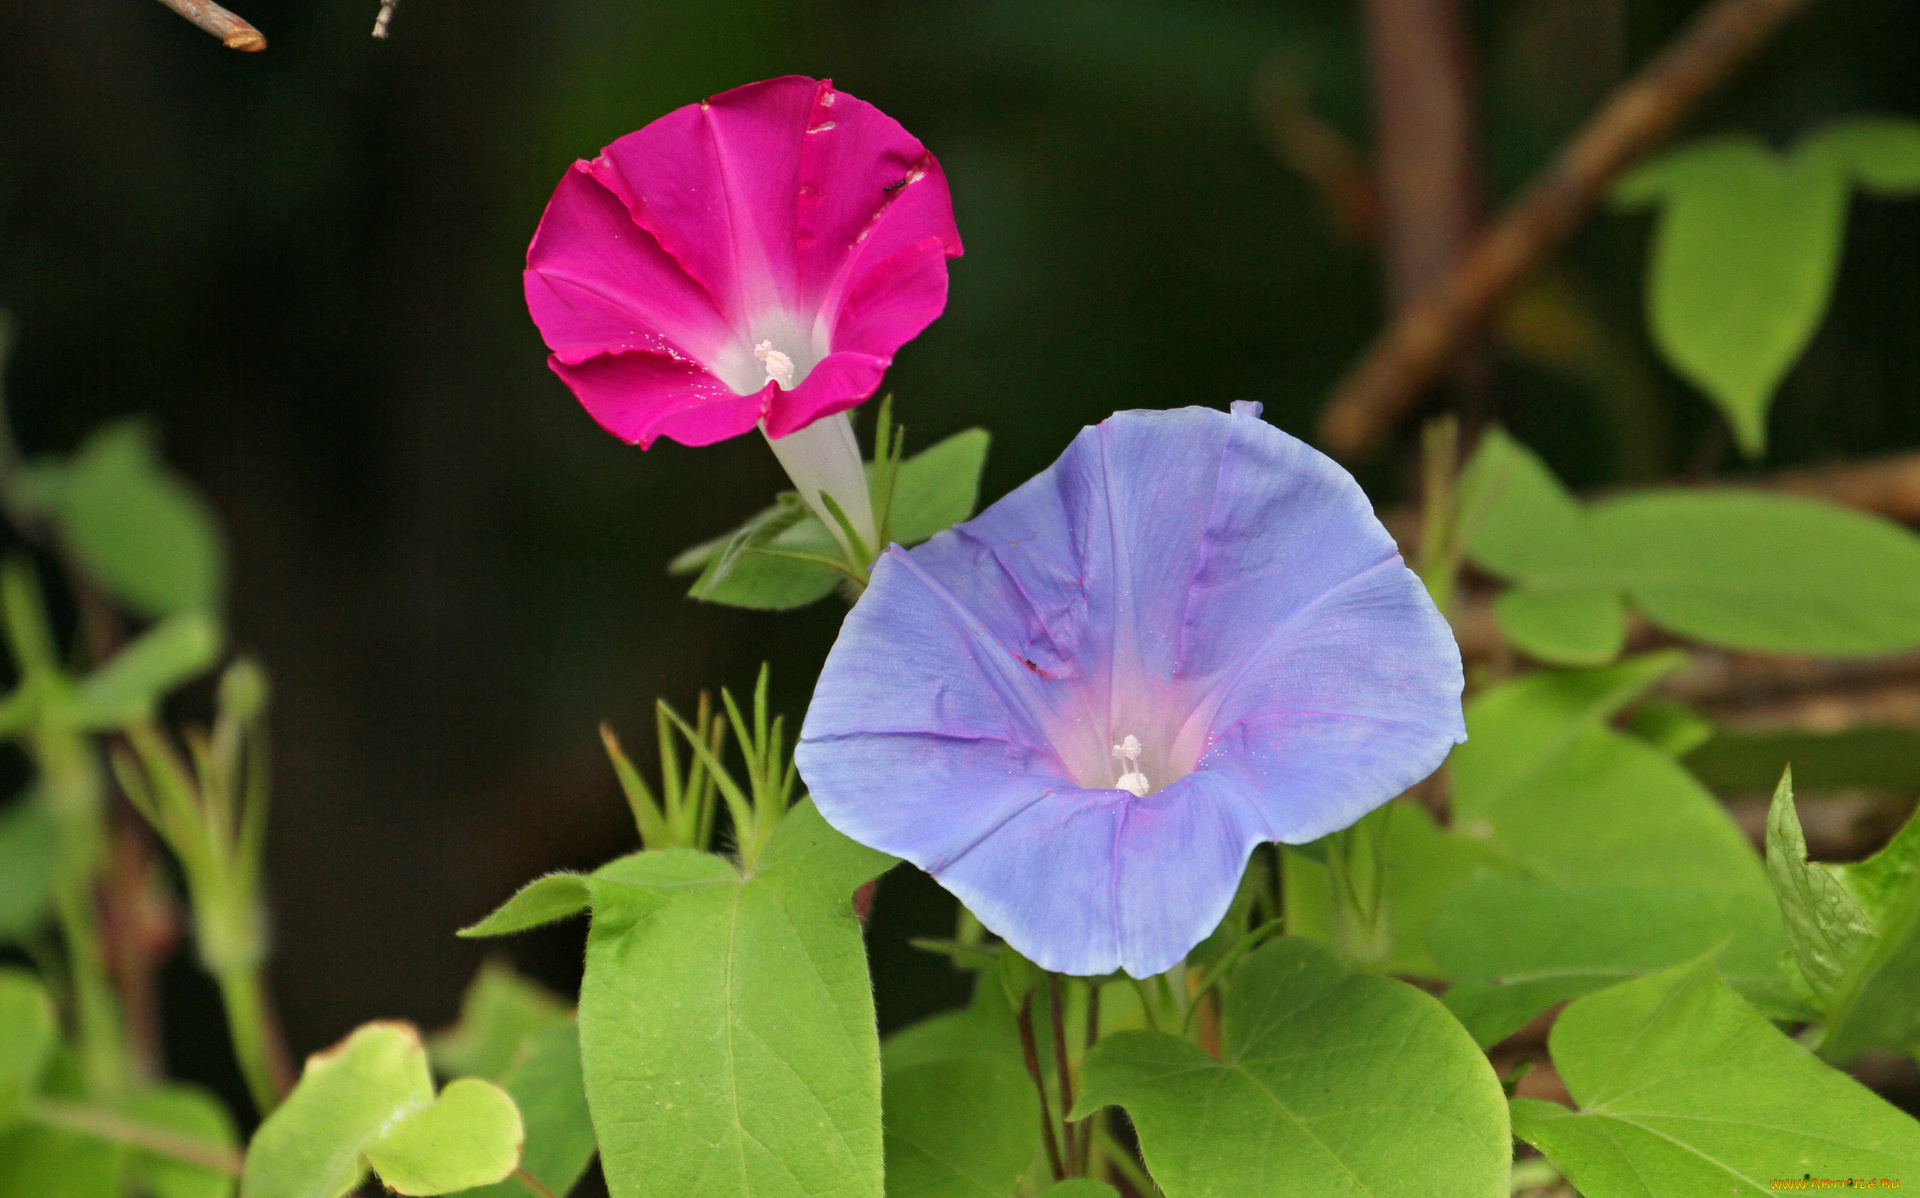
[1112,735,1150,797]
[755,340,796,390]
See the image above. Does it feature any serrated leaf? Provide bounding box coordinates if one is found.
[240,1021,522,1198]
[364,1079,523,1197]
[1511,955,1920,1196]
[459,874,591,939]
[1615,136,1848,455]
[1072,938,1509,1198]
[0,969,55,1126]
[58,420,225,618]
[1429,874,1798,1048]
[577,800,895,1198]
[429,961,570,1082]
[0,798,56,942]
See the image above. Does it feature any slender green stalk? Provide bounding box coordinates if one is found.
[1094,1123,1161,1197]
[215,964,289,1118]
[26,1097,244,1175]
[1016,994,1066,1182]
[40,724,127,1100]
[1048,974,1080,1175]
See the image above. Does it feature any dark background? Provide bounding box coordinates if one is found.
[4,0,1920,1121]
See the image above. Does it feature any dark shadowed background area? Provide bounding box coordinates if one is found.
[4,0,1920,1131]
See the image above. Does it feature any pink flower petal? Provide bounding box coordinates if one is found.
[829,235,953,359]
[796,89,963,318]
[550,351,764,448]
[765,351,889,438]
[591,76,821,324]
[524,165,734,366]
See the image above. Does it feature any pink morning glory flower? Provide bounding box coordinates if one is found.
[795,404,1466,978]
[523,76,962,553]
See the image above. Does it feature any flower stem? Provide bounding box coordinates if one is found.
[1048,973,1079,1175]
[1016,993,1066,1181]
[214,961,292,1116]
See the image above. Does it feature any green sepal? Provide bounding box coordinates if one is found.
[458,874,591,939]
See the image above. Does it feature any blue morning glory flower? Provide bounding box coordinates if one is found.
[795,403,1465,977]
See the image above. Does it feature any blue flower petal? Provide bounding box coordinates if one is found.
[797,404,1464,976]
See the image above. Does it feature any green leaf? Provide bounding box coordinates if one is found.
[1281,800,1499,977]
[1767,770,1920,1062]
[68,612,224,728]
[0,1123,125,1198]
[429,961,570,1082]
[1493,588,1625,666]
[364,1079,523,1197]
[57,420,225,618]
[577,799,895,1198]
[1621,697,1715,759]
[454,1024,596,1198]
[241,1021,522,1198]
[1073,938,1509,1198]
[1688,724,1920,794]
[1804,115,1920,195]
[459,874,591,939]
[1455,428,1586,582]
[0,798,57,941]
[1040,1184,1117,1197]
[1428,874,1799,1048]
[1510,955,1920,1195]
[880,978,1036,1198]
[1463,430,1920,656]
[1614,136,1848,455]
[0,969,56,1125]
[123,1085,239,1198]
[671,429,990,610]
[882,429,990,545]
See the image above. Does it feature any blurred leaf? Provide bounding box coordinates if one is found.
[577,801,894,1198]
[241,1021,522,1198]
[881,977,1035,1198]
[1615,136,1847,456]
[1510,955,1920,1195]
[363,1079,523,1197]
[1073,938,1508,1198]
[123,1085,239,1198]
[429,961,570,1082]
[1688,724,1920,794]
[1039,1184,1116,1197]
[1463,431,1920,656]
[1493,588,1624,666]
[68,612,224,729]
[1805,115,1920,195]
[1429,874,1799,1048]
[0,798,56,942]
[671,429,990,611]
[454,1024,595,1198]
[459,874,591,939]
[1767,771,1920,1062]
[1282,800,1499,978]
[56,420,225,619]
[1621,697,1714,759]
[0,1123,125,1198]
[0,969,56,1126]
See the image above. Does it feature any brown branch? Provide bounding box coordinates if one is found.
[152,0,267,50]
[1320,0,1818,461]
[371,0,397,39]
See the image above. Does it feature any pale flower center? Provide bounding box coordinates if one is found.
[1111,734,1151,797]
[755,341,796,390]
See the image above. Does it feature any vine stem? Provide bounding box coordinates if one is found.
[1017,993,1066,1181]
[215,963,294,1115]
[1048,974,1078,1175]
[27,1099,243,1175]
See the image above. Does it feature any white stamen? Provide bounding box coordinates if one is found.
[1112,735,1150,797]
[754,340,795,390]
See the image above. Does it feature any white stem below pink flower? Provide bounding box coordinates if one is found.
[763,412,878,562]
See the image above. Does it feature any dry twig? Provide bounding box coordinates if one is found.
[153,0,266,50]
[371,0,397,39]
[1319,0,1818,460]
